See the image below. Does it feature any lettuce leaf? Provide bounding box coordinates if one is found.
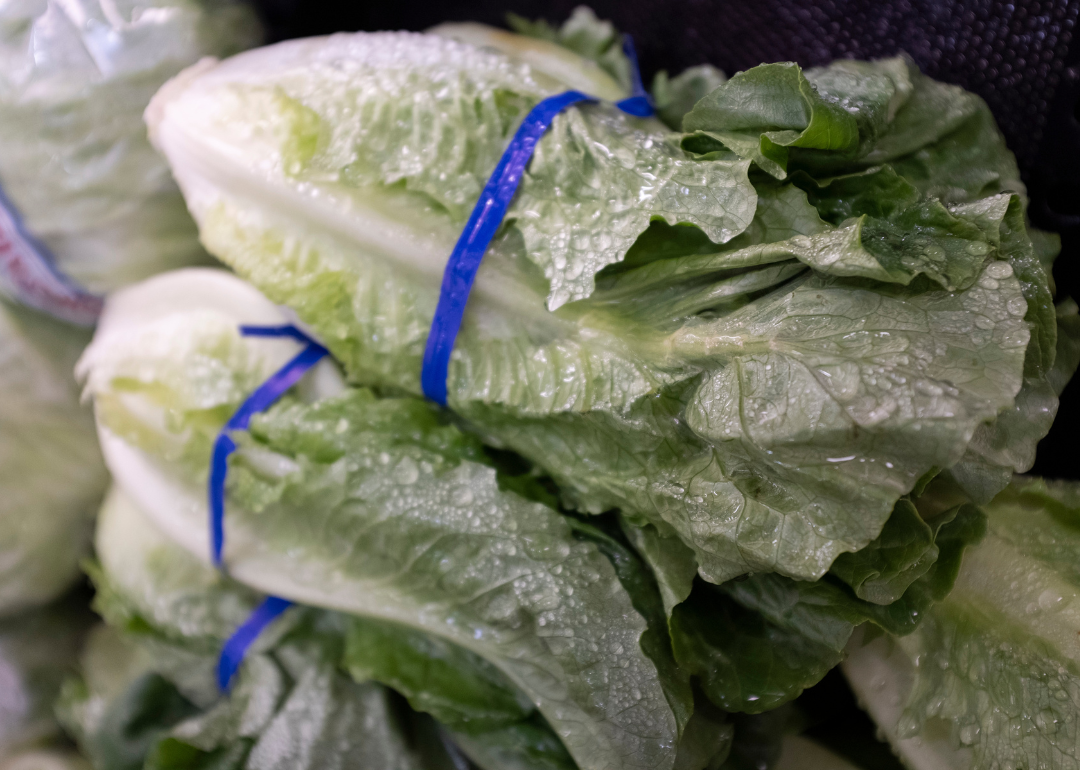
[845,477,1080,770]
[683,62,861,178]
[343,617,535,733]
[147,32,1048,586]
[506,6,634,94]
[506,6,728,131]
[649,66,727,132]
[670,501,985,714]
[0,300,107,616]
[0,0,261,294]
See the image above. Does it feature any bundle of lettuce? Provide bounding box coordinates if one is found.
[0,0,262,623]
[70,7,1080,770]
[0,0,261,297]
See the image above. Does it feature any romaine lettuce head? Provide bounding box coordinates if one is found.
[77,268,745,770]
[145,26,1066,585]
[844,477,1080,770]
[0,299,108,616]
[0,0,261,295]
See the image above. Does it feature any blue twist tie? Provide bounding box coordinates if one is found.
[208,324,328,568]
[420,36,653,405]
[217,595,293,691]
[0,183,103,326]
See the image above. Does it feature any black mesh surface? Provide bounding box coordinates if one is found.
[251,0,1080,476]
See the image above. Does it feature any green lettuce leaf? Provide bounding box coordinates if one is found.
[80,269,681,770]
[794,160,1067,504]
[345,611,580,770]
[451,721,579,770]
[430,20,626,102]
[343,617,535,733]
[506,6,634,94]
[862,63,1024,207]
[670,502,985,714]
[948,298,1080,503]
[684,54,1023,211]
[845,477,1080,770]
[0,0,261,293]
[343,513,731,770]
[621,521,697,615]
[514,109,756,308]
[793,167,1002,291]
[0,300,107,616]
[829,500,944,605]
[652,65,728,132]
[683,62,862,178]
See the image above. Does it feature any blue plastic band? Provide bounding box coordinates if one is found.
[615,35,654,117]
[238,324,316,344]
[208,325,328,567]
[420,89,592,404]
[420,38,653,405]
[0,183,103,326]
[217,595,294,691]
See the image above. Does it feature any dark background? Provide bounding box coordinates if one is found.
[251,0,1080,479]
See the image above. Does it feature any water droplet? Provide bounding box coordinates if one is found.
[1038,589,1064,611]
[1036,709,1060,734]
[451,487,474,506]
[1001,329,1028,348]
[1007,296,1028,317]
[959,724,980,744]
[978,276,1000,290]
[393,456,419,485]
[522,535,571,561]
[986,261,1013,279]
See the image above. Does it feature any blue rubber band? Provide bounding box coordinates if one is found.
[420,89,593,404]
[615,35,654,117]
[0,182,102,326]
[238,324,316,344]
[217,595,294,691]
[208,324,328,567]
[420,38,653,405]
